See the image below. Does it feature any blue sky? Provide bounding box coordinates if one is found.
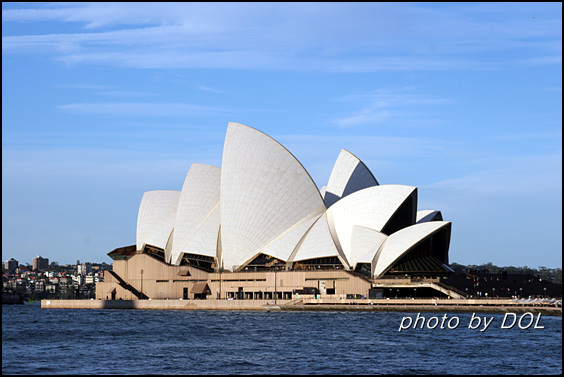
[2,2,562,268]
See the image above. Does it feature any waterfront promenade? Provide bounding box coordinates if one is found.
[41,298,562,316]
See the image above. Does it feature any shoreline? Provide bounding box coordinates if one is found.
[41,298,562,316]
[269,305,562,316]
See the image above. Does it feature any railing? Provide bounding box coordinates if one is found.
[108,271,148,299]
[414,277,441,283]
[371,278,412,284]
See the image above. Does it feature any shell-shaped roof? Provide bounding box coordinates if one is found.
[373,221,451,278]
[327,185,417,261]
[324,149,379,208]
[290,212,349,268]
[172,204,220,265]
[170,163,221,264]
[132,122,452,277]
[220,122,326,271]
[251,210,323,265]
[136,190,181,253]
[416,210,443,223]
[349,225,388,267]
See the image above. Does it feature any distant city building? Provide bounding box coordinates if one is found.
[33,255,49,271]
[77,262,92,276]
[4,258,19,273]
[34,280,46,293]
[58,276,72,286]
[73,275,85,285]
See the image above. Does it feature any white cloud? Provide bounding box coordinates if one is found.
[3,3,561,71]
[275,132,453,187]
[197,85,225,94]
[57,102,225,117]
[333,87,453,127]
[424,151,562,196]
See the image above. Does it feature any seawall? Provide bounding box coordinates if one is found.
[41,299,290,310]
[41,298,562,316]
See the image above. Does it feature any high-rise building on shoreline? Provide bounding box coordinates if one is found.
[96,123,455,301]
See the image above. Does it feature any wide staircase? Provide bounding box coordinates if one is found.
[283,298,303,306]
[108,270,149,300]
[360,272,467,299]
[431,280,467,298]
[345,269,375,283]
[419,281,464,299]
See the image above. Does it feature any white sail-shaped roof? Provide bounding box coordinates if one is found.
[170,163,221,264]
[373,221,451,278]
[290,213,349,268]
[136,190,181,253]
[416,210,443,223]
[349,225,388,268]
[327,185,417,262]
[131,122,452,277]
[220,122,326,271]
[251,211,323,264]
[173,204,220,265]
[324,149,379,208]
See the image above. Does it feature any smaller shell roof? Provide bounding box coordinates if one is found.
[171,163,221,265]
[290,213,349,268]
[173,203,220,265]
[416,210,443,223]
[246,209,323,265]
[373,221,451,278]
[327,184,417,260]
[349,225,388,268]
[324,149,379,208]
[136,190,181,253]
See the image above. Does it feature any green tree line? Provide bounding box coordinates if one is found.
[450,262,562,285]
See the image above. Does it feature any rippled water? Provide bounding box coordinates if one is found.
[2,303,562,375]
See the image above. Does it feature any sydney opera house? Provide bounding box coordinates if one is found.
[96,122,457,301]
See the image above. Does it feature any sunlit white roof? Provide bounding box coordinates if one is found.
[290,212,349,268]
[172,204,220,265]
[136,190,181,253]
[170,163,221,264]
[324,149,378,208]
[416,210,443,223]
[246,210,323,265]
[373,221,451,278]
[327,185,417,261]
[133,122,451,277]
[220,122,326,271]
[349,225,388,268]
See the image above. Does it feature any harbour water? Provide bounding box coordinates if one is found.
[2,303,562,375]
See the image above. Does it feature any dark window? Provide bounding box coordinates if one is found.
[243,254,286,271]
[179,253,215,272]
[294,257,343,270]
